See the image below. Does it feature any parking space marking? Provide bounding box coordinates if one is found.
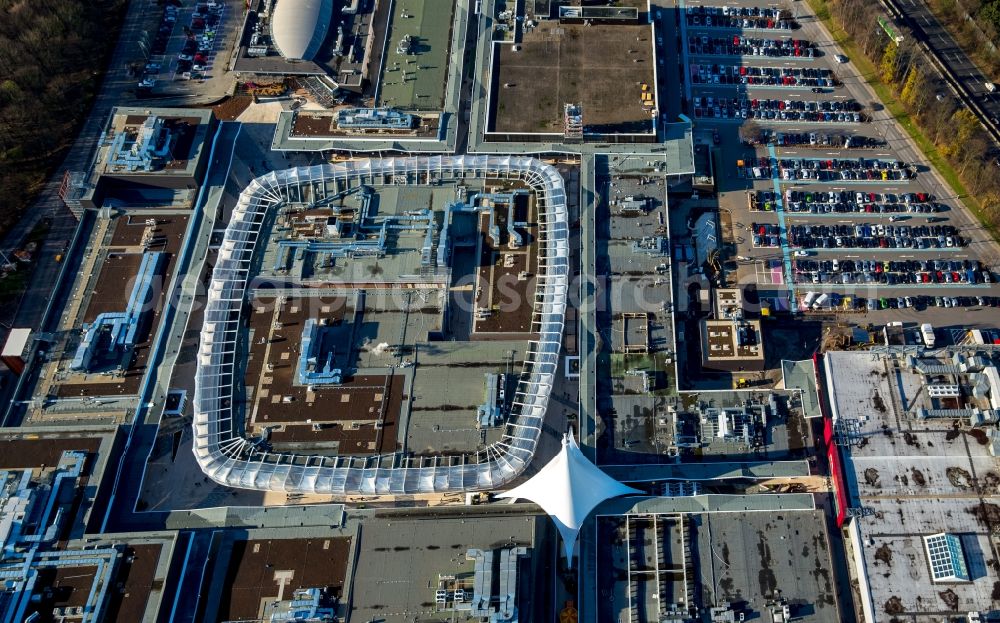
[799,247,962,253]
[789,282,990,290]
[689,0,1000,316]
[754,260,785,285]
[768,143,795,299]
[678,0,693,105]
[166,3,227,82]
[785,212,935,224]
[779,179,912,185]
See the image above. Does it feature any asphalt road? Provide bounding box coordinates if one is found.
[895,0,1000,125]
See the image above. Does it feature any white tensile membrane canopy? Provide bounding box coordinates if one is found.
[497,433,640,565]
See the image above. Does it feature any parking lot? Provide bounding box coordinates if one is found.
[136,0,240,100]
[667,0,1000,323]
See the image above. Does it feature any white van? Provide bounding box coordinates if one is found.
[920,323,936,348]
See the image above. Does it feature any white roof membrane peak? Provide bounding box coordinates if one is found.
[497,433,640,565]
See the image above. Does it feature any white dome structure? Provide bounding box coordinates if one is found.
[497,433,640,565]
[270,0,334,61]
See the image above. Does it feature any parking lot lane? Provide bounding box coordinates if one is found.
[767,143,796,299]
[684,0,1000,322]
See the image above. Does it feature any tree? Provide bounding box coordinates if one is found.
[899,67,923,109]
[957,134,989,177]
[739,120,763,145]
[981,1,1000,33]
[940,108,981,158]
[880,42,899,85]
[0,0,126,234]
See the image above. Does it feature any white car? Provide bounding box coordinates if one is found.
[834,54,848,63]
[192,64,206,71]
[138,78,156,88]
[793,250,810,257]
